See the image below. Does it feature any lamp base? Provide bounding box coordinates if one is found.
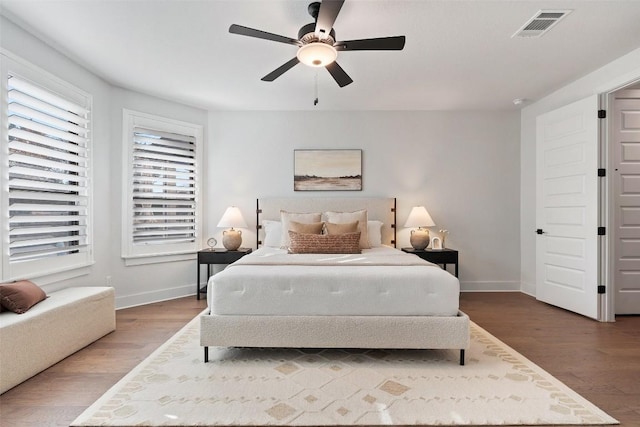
[410,228,430,250]
[222,229,242,251]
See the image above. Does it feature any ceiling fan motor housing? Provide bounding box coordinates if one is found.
[298,22,336,45]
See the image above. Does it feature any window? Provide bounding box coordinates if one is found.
[122,110,203,261]
[1,59,93,281]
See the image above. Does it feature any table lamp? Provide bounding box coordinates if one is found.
[404,206,435,250]
[217,206,247,251]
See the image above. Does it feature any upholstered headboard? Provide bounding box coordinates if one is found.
[256,197,396,247]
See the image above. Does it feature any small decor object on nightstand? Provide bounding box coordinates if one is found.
[404,206,435,250]
[439,229,449,248]
[217,206,248,251]
[431,236,442,250]
[206,237,217,250]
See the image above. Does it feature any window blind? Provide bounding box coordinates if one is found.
[7,75,90,262]
[131,126,196,245]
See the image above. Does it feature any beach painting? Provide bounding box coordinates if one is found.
[294,149,362,191]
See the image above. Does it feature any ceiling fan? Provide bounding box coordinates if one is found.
[229,0,406,87]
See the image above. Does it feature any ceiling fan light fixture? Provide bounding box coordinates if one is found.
[297,42,337,67]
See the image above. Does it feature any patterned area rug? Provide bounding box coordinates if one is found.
[72,316,618,426]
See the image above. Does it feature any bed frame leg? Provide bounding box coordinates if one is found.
[204,346,209,363]
[460,349,465,366]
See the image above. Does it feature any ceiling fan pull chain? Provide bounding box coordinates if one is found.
[314,70,319,106]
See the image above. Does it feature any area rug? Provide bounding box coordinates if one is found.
[72,316,618,426]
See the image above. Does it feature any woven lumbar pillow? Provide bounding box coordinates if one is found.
[288,231,361,254]
[0,280,47,314]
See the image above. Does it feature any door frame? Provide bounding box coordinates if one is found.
[600,77,640,322]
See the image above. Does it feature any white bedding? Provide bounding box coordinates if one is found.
[207,246,460,317]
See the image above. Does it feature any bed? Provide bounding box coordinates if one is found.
[200,197,470,364]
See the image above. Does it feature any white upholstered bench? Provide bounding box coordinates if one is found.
[0,286,115,394]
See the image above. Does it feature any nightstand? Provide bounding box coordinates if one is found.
[402,247,459,277]
[196,248,252,299]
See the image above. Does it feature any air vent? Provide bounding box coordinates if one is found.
[512,9,572,38]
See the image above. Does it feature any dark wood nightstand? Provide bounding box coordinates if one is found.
[402,247,459,277]
[196,248,252,299]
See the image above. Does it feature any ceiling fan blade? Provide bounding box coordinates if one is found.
[261,58,300,82]
[229,24,300,46]
[315,0,345,39]
[335,36,406,51]
[325,61,353,87]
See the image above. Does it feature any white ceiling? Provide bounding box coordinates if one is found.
[1,0,640,111]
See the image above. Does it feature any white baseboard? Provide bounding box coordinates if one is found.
[519,281,536,297]
[460,281,522,292]
[116,284,194,310]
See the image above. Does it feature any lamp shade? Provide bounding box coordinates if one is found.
[404,206,435,228]
[296,42,338,67]
[217,206,247,229]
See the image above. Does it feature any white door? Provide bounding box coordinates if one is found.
[612,89,640,314]
[536,95,600,319]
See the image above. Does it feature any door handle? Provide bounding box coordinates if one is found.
[536,229,545,235]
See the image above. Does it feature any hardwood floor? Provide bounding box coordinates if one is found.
[459,292,640,426]
[0,292,638,426]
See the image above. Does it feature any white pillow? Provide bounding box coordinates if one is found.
[280,210,322,248]
[367,220,383,247]
[324,210,370,249]
[262,220,282,247]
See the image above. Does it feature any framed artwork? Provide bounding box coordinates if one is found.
[294,149,362,191]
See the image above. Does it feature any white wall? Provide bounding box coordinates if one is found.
[1,15,209,308]
[208,111,521,290]
[520,47,640,296]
